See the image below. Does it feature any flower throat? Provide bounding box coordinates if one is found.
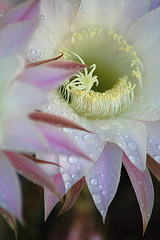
[59,28,143,119]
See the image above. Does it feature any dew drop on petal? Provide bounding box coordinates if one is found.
[69,156,78,165]
[102,191,107,196]
[84,135,93,142]
[40,15,45,20]
[128,141,137,150]
[31,49,37,55]
[158,145,160,151]
[72,174,79,180]
[146,212,151,218]
[93,194,101,205]
[90,178,98,186]
[137,180,142,186]
[65,182,71,190]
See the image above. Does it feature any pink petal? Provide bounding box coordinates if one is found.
[29,112,91,132]
[1,81,47,116]
[0,208,17,236]
[0,21,38,57]
[5,152,61,200]
[44,173,65,220]
[0,152,23,223]
[57,177,85,217]
[1,0,40,28]
[123,153,154,234]
[147,155,160,182]
[35,122,92,162]
[1,117,51,153]
[86,142,122,222]
[19,60,87,92]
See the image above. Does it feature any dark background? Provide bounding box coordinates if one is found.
[0,166,160,240]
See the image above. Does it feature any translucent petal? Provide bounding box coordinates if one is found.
[0,152,23,222]
[86,142,122,222]
[1,81,47,117]
[123,154,154,234]
[0,21,37,57]
[94,118,147,171]
[1,0,40,28]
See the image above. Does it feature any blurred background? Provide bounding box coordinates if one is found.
[0,166,160,240]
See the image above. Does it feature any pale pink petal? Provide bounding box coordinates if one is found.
[1,0,40,28]
[0,54,25,92]
[18,61,87,91]
[0,208,17,236]
[5,152,61,200]
[94,118,147,171]
[1,117,50,153]
[86,143,122,222]
[35,122,92,161]
[123,154,154,234]
[29,112,91,132]
[0,152,23,222]
[147,155,160,182]
[1,81,47,116]
[145,120,160,163]
[58,177,85,216]
[44,173,65,220]
[0,21,38,56]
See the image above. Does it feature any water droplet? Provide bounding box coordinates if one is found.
[154,156,160,163]
[99,185,102,190]
[31,49,37,55]
[65,182,71,190]
[93,194,101,204]
[128,156,135,164]
[84,134,93,142]
[69,156,78,165]
[76,165,82,171]
[72,174,79,180]
[101,174,104,178]
[34,39,38,43]
[158,145,160,151]
[137,180,142,186]
[90,179,98,186]
[40,15,45,20]
[102,191,107,196]
[128,141,137,150]
[92,141,98,147]
[146,212,151,218]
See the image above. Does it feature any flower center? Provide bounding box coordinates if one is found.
[59,28,143,119]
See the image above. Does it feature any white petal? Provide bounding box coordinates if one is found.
[126,7,160,71]
[94,118,147,171]
[86,142,122,222]
[26,0,75,61]
[121,66,160,121]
